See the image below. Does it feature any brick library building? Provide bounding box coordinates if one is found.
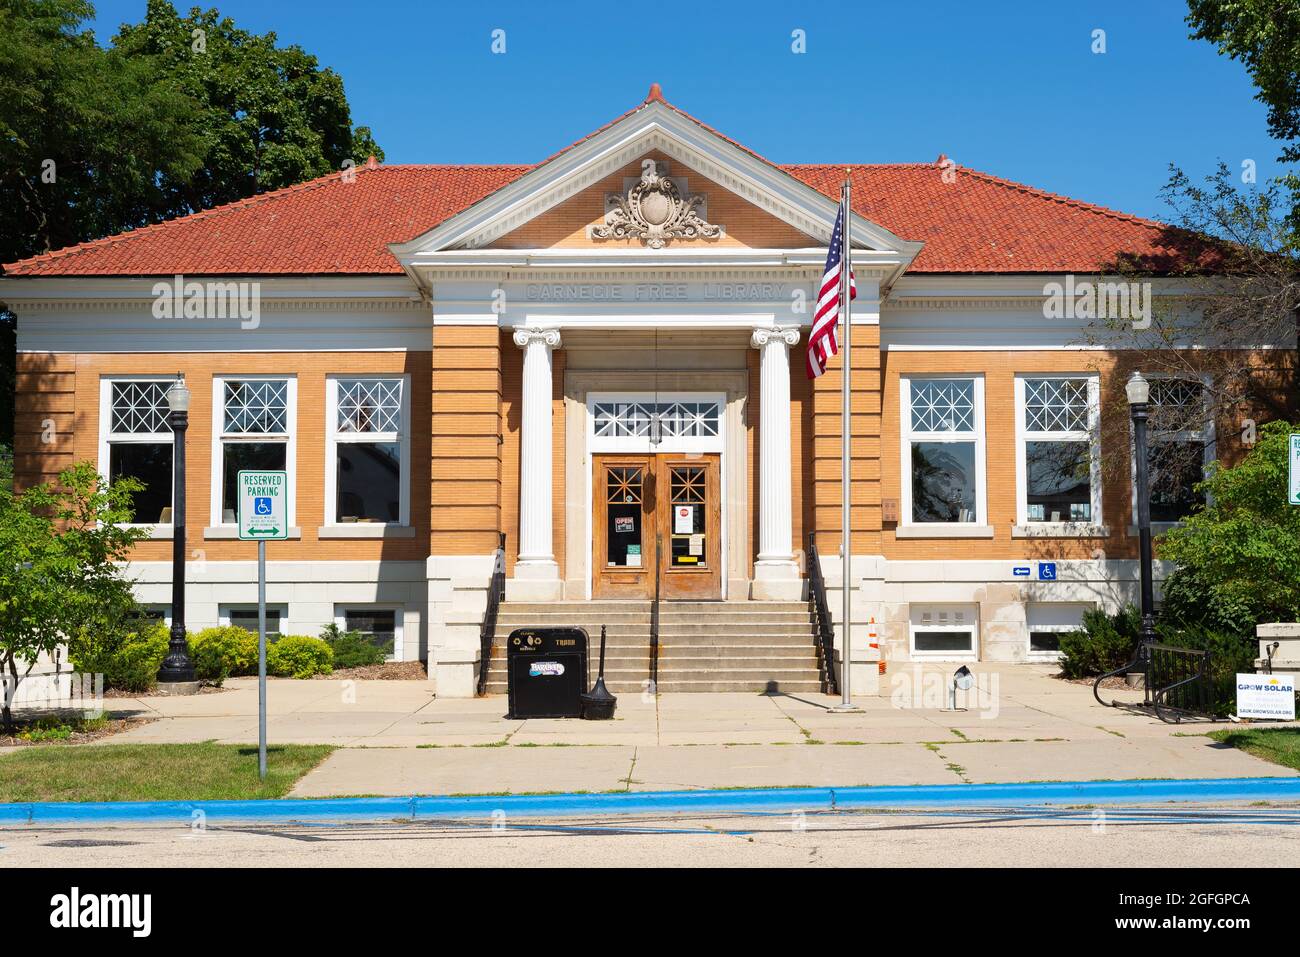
[0,86,1263,696]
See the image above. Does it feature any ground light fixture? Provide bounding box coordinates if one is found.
[942,665,975,712]
[156,373,198,694]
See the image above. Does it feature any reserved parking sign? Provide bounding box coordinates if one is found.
[237,471,288,541]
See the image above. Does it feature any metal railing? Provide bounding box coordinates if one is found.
[475,532,507,697]
[1093,641,1217,723]
[806,534,840,696]
[649,533,661,690]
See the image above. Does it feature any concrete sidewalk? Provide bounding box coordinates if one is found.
[43,663,1293,796]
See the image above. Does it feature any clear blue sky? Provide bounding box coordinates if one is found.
[89,0,1285,221]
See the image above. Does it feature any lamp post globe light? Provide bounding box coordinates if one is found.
[1126,371,1159,651]
[156,374,199,694]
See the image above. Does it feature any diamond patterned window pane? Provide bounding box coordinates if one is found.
[337,378,402,434]
[909,379,975,433]
[1149,379,1206,436]
[593,401,719,438]
[1024,378,1089,433]
[110,381,171,435]
[223,380,288,435]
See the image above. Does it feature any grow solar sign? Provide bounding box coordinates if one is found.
[1289,434,1300,506]
[237,470,288,541]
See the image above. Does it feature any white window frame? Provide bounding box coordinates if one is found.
[219,604,288,634]
[323,374,411,528]
[334,604,403,662]
[1013,374,1102,530]
[98,376,176,530]
[210,375,297,528]
[1129,374,1215,528]
[899,375,987,529]
[1025,601,1095,661]
[908,603,979,661]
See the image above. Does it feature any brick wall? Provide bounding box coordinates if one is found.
[16,350,432,563]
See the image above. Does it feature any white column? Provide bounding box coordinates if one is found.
[508,327,563,600]
[750,326,802,599]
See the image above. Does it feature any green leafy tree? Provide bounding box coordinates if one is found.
[0,462,147,728]
[1188,1,1300,167]
[1159,420,1300,635]
[0,0,382,452]
[110,0,383,216]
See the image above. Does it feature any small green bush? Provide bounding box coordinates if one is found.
[189,626,260,684]
[1057,606,1141,678]
[268,634,333,679]
[100,623,171,692]
[321,623,387,669]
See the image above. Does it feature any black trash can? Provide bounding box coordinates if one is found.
[505,627,588,719]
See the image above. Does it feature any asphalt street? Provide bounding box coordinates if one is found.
[6,802,1300,867]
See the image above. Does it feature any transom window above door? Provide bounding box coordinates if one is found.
[593,401,719,439]
[588,393,726,454]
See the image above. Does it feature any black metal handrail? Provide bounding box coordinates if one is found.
[475,532,507,696]
[1150,644,1215,723]
[806,534,840,696]
[649,533,661,692]
[1094,641,1217,723]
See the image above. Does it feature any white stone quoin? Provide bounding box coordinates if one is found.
[750,326,802,600]
[509,327,563,600]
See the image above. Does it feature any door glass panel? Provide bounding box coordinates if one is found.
[668,465,707,567]
[605,466,644,568]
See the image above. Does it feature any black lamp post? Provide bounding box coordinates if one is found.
[1126,371,1158,649]
[157,374,197,692]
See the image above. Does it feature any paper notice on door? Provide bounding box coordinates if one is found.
[689,534,704,556]
[674,505,694,534]
[626,544,641,567]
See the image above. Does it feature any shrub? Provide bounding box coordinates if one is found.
[1057,606,1141,678]
[70,620,171,693]
[189,626,259,684]
[1159,420,1300,636]
[268,634,333,679]
[321,623,387,669]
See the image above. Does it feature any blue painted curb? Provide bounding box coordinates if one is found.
[2,776,1299,824]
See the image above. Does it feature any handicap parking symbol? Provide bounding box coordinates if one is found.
[1038,562,1057,581]
[254,497,273,516]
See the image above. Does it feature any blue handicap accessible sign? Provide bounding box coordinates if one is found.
[1038,562,1057,581]
[254,497,273,516]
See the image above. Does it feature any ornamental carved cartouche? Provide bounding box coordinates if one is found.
[591,159,723,248]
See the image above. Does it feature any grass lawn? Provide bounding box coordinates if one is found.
[0,743,335,803]
[1209,727,1300,772]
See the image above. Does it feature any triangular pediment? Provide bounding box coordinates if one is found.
[390,98,923,264]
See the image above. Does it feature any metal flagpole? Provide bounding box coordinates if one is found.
[838,175,854,709]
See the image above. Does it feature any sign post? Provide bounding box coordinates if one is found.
[1289,434,1300,506]
[237,470,288,780]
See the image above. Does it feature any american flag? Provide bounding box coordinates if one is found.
[806,198,855,378]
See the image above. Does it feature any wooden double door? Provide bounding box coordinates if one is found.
[593,453,722,600]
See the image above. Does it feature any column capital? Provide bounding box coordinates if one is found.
[512,327,562,350]
[750,326,800,350]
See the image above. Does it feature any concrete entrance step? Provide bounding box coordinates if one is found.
[654,680,822,693]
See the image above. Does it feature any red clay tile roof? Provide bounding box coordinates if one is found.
[2,89,1182,278]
